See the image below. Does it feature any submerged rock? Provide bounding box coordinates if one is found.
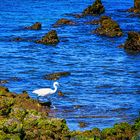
[36,30,59,45]
[44,71,71,80]
[79,122,88,128]
[25,22,42,30]
[12,37,24,42]
[119,31,140,53]
[53,18,75,27]
[85,19,100,25]
[128,0,140,13]
[58,91,64,96]
[93,16,123,37]
[83,0,105,16]
[0,80,8,84]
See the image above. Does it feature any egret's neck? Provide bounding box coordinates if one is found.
[53,84,58,93]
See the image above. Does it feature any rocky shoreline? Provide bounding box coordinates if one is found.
[0,0,140,139]
[0,86,140,140]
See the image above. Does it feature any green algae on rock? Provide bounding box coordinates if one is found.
[128,0,140,14]
[36,30,59,45]
[0,86,70,140]
[53,18,75,27]
[25,22,42,30]
[44,71,71,80]
[93,16,123,37]
[0,86,140,140]
[119,31,140,53]
[83,0,105,16]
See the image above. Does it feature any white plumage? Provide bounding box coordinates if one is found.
[33,82,59,99]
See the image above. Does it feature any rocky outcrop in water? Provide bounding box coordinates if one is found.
[0,86,69,139]
[119,31,140,53]
[25,22,42,30]
[44,71,71,80]
[93,16,123,37]
[0,86,140,139]
[83,0,105,16]
[36,30,59,45]
[53,18,75,27]
[128,0,140,13]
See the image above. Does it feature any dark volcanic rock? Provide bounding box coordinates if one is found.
[25,22,42,30]
[83,0,105,16]
[53,18,75,27]
[119,31,140,53]
[12,37,24,42]
[93,16,123,37]
[44,71,70,80]
[128,0,140,13]
[36,30,59,45]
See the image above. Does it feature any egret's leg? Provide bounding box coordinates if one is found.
[47,96,51,102]
[37,96,40,102]
[51,102,56,109]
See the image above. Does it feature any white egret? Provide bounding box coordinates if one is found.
[33,82,59,101]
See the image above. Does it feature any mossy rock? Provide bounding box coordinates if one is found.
[0,130,21,140]
[0,86,9,96]
[101,122,134,139]
[23,110,42,130]
[36,30,59,45]
[44,71,71,80]
[0,97,15,115]
[133,118,140,130]
[83,0,105,16]
[128,0,140,13]
[25,22,42,30]
[53,18,75,27]
[93,16,123,37]
[9,107,27,121]
[120,32,140,53]
[0,86,140,139]
[2,118,23,133]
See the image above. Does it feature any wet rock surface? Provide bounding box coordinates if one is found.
[93,16,123,37]
[0,86,69,140]
[83,0,105,16]
[53,18,75,27]
[12,37,24,42]
[58,90,64,96]
[25,22,42,30]
[36,30,59,45]
[128,0,140,13]
[119,31,140,53]
[0,86,140,139]
[0,80,8,84]
[44,71,71,80]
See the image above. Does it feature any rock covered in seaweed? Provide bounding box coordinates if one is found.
[44,71,71,80]
[128,0,140,13]
[53,18,75,27]
[93,16,123,37]
[36,30,59,45]
[119,31,140,53]
[83,0,105,16]
[0,86,70,139]
[25,22,42,30]
[0,86,140,139]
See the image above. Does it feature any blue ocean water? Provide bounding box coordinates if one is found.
[0,0,140,131]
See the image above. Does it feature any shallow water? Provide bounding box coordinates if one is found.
[0,0,140,131]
